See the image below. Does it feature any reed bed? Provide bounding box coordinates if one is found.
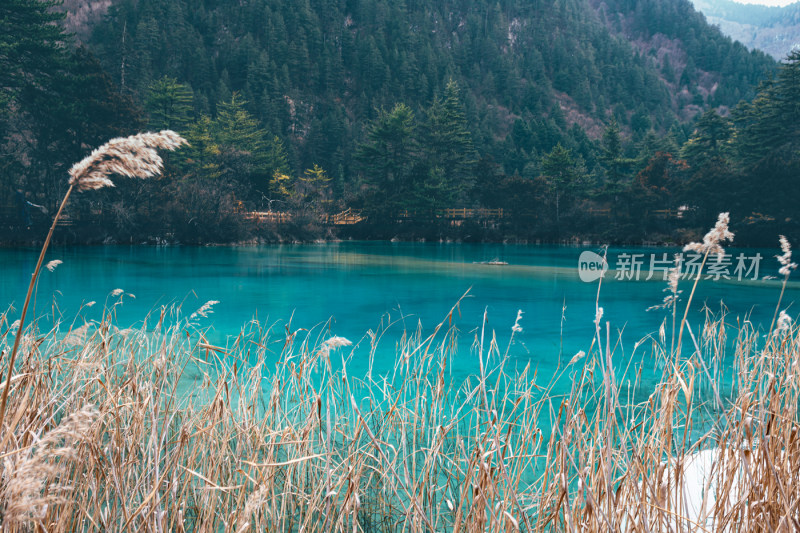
[0,281,797,532]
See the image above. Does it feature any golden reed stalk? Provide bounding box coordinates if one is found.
[0,131,187,431]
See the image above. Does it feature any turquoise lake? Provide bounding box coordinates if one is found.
[1,243,796,389]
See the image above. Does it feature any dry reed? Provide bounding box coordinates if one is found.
[0,214,797,532]
[0,131,187,433]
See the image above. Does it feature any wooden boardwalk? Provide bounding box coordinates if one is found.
[245,211,293,224]
[325,208,364,225]
[243,207,513,226]
[244,207,365,225]
[397,208,505,220]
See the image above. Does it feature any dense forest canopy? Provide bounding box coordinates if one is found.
[87,0,775,172]
[1,0,798,245]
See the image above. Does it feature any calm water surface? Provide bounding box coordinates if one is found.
[1,243,796,385]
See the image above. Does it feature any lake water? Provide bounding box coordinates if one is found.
[1,243,796,388]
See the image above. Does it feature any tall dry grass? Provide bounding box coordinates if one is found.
[1,146,798,532]
[0,131,187,433]
[0,275,797,531]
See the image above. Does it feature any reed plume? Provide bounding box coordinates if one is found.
[317,335,352,357]
[683,211,734,259]
[0,131,187,432]
[676,212,734,361]
[777,235,796,277]
[67,130,187,191]
[190,300,220,320]
[2,404,98,527]
[770,235,796,338]
[777,309,792,332]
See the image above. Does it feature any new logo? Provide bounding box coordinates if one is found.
[578,251,608,283]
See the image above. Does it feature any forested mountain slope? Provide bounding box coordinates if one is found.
[83,0,776,176]
[592,0,775,114]
[3,0,795,246]
[691,0,800,60]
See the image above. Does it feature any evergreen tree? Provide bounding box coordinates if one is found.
[0,0,67,107]
[735,50,800,164]
[213,93,271,192]
[266,135,293,197]
[292,163,332,215]
[681,109,733,168]
[598,118,632,184]
[145,76,194,132]
[182,115,222,180]
[597,118,635,225]
[729,51,800,222]
[1,0,71,202]
[356,103,417,213]
[419,80,478,204]
[302,164,330,183]
[631,151,687,227]
[541,143,586,235]
[1,6,142,212]
[776,50,800,151]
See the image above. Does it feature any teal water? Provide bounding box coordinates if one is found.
[1,243,796,386]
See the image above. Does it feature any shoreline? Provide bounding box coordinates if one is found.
[0,236,770,249]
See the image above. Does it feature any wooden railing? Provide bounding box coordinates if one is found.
[245,211,293,224]
[442,207,504,219]
[56,215,74,227]
[325,208,364,225]
[586,208,685,219]
[397,208,505,219]
[245,208,364,226]
[651,208,685,219]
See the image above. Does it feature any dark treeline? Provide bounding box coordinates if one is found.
[351,55,800,245]
[0,0,796,245]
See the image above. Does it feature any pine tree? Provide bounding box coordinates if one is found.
[733,51,800,167]
[597,118,635,225]
[145,76,194,132]
[541,143,586,235]
[1,0,71,201]
[182,115,222,180]
[356,102,417,213]
[632,151,687,221]
[768,50,800,159]
[266,135,293,197]
[681,109,733,168]
[598,118,632,184]
[0,0,67,107]
[420,80,478,205]
[292,163,332,214]
[1,6,143,211]
[729,51,800,221]
[213,93,270,192]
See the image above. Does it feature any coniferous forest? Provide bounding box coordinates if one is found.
[1,0,799,245]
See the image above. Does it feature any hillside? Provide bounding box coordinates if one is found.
[4,0,797,246]
[81,0,776,177]
[61,0,111,42]
[592,0,784,115]
[692,0,800,60]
